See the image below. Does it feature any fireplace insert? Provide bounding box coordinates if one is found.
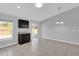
[18,33,30,44]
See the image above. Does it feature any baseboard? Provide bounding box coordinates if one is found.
[42,37,79,45]
[0,42,18,48]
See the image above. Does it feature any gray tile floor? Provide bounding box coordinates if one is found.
[0,39,79,56]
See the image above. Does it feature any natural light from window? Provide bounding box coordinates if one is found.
[0,21,13,41]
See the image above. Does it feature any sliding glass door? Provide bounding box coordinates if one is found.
[0,21,13,42]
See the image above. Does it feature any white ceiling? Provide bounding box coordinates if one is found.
[0,3,79,22]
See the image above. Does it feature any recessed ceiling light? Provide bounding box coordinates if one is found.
[35,3,43,8]
[17,5,21,8]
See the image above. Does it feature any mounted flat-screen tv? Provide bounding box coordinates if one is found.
[18,19,29,28]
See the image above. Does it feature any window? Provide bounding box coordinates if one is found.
[0,21,13,41]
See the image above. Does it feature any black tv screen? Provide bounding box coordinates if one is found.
[18,19,29,28]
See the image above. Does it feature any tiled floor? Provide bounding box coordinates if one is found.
[0,39,79,56]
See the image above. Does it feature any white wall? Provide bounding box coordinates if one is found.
[41,6,79,43]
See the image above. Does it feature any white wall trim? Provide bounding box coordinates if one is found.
[42,37,79,45]
[0,42,18,48]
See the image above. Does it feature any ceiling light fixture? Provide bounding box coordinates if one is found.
[35,3,43,8]
[17,5,21,8]
[56,7,64,24]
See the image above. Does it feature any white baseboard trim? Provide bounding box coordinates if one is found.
[42,37,79,45]
[0,42,18,48]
